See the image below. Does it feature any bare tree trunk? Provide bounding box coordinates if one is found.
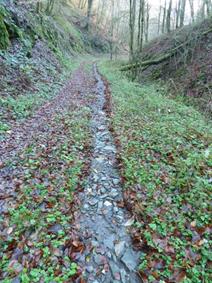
[162,0,167,33]
[110,0,115,60]
[129,0,136,60]
[86,0,93,30]
[137,0,145,51]
[78,0,86,9]
[80,0,87,10]
[166,0,172,33]
[180,0,186,27]
[201,2,206,18]
[145,2,150,43]
[176,0,181,28]
[205,0,212,16]
[189,0,194,22]
[158,4,162,34]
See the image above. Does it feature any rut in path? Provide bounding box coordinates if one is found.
[75,64,140,283]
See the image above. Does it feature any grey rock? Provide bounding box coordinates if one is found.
[88,199,98,206]
[115,215,124,222]
[100,194,107,199]
[109,262,120,280]
[98,201,103,210]
[113,207,119,213]
[111,189,119,197]
[91,240,99,247]
[98,125,106,130]
[113,179,120,185]
[100,188,106,194]
[93,175,99,182]
[115,241,125,258]
[120,269,128,283]
[83,204,89,210]
[104,145,116,151]
[95,156,105,163]
[103,235,115,249]
[104,201,112,207]
[94,254,104,265]
[121,249,139,271]
[96,246,105,255]
[86,266,94,273]
[107,251,112,258]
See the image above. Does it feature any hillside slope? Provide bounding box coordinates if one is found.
[124,18,212,116]
[0,1,108,137]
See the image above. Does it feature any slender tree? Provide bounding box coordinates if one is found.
[205,0,212,16]
[166,0,172,33]
[179,0,186,27]
[78,0,87,9]
[137,0,145,52]
[162,0,167,33]
[189,0,195,22]
[110,0,115,60]
[145,1,150,42]
[158,4,162,34]
[86,0,93,30]
[129,0,136,60]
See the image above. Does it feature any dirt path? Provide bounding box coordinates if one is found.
[0,63,95,214]
[0,63,140,282]
[0,64,93,164]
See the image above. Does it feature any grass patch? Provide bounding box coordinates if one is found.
[99,60,212,283]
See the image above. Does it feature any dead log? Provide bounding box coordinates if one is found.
[120,28,212,72]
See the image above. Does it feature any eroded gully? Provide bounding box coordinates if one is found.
[75,64,140,283]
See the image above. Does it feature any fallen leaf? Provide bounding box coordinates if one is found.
[190,221,196,227]
[124,217,134,227]
[7,227,13,235]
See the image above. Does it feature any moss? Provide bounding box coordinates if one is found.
[151,68,162,79]
[0,7,10,49]
[0,5,24,50]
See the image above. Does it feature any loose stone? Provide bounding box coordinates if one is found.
[104,201,112,207]
[75,64,140,283]
[86,266,94,273]
[115,241,125,258]
[88,199,98,206]
[121,249,139,271]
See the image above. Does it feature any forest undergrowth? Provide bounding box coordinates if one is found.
[99,60,212,283]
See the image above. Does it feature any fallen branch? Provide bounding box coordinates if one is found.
[120,28,212,72]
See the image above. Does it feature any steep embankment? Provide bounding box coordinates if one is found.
[100,60,211,283]
[122,18,212,116]
[0,1,108,137]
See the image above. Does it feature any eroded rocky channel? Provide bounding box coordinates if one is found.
[76,64,140,283]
